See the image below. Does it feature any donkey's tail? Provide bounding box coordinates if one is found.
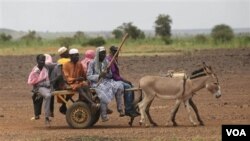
[137,82,143,103]
[132,83,143,106]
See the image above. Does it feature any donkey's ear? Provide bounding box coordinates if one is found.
[202,62,206,67]
[202,62,208,69]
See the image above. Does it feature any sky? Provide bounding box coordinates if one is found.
[0,0,249,32]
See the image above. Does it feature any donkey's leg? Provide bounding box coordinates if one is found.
[137,101,145,126]
[138,93,154,127]
[166,99,181,126]
[145,98,157,127]
[189,98,204,126]
[184,99,198,126]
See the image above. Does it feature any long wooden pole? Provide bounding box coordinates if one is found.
[96,33,129,86]
[106,33,129,69]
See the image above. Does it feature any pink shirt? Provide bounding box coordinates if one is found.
[27,66,49,85]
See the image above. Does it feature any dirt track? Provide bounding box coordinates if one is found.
[0,48,249,141]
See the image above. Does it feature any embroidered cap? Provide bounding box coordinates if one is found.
[58,46,67,55]
[99,46,106,52]
[69,48,79,54]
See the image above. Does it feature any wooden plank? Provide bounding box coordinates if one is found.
[52,90,76,96]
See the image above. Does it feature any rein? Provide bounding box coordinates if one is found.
[189,67,207,79]
[189,66,219,84]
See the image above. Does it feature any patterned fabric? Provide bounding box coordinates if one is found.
[87,59,124,104]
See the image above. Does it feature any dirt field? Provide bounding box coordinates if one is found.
[0,48,249,141]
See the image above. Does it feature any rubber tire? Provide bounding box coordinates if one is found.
[66,102,92,129]
[90,108,100,126]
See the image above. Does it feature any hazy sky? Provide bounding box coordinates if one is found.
[0,0,249,32]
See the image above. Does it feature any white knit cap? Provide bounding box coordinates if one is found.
[58,46,67,54]
[69,48,79,54]
[99,46,106,52]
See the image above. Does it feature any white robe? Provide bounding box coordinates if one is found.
[87,59,124,104]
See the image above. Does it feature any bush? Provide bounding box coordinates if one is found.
[211,24,234,43]
[162,36,172,45]
[0,33,12,42]
[195,34,207,43]
[57,37,74,47]
[87,37,106,47]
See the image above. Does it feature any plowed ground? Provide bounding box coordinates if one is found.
[0,48,249,141]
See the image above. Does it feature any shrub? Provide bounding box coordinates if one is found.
[162,36,172,45]
[0,33,12,42]
[195,34,207,43]
[87,37,106,47]
[57,37,74,47]
[211,24,234,43]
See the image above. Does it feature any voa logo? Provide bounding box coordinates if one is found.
[226,129,246,136]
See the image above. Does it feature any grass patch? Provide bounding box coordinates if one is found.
[0,36,249,56]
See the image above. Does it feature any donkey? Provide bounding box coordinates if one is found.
[136,63,221,127]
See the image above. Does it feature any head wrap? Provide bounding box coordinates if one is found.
[94,47,108,74]
[69,48,79,54]
[44,54,52,64]
[58,46,68,55]
[85,50,95,59]
[99,46,106,52]
[81,50,95,73]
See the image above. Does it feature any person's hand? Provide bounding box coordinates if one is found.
[99,71,107,79]
[75,77,84,82]
[123,80,132,86]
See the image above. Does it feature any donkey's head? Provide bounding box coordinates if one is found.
[190,62,221,98]
[202,62,221,98]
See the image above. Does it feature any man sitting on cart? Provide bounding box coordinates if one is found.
[62,48,99,108]
[107,46,139,118]
[87,46,125,122]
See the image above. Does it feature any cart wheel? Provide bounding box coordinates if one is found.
[66,102,92,129]
[90,108,100,126]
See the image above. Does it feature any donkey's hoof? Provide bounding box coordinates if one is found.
[128,122,133,126]
[139,121,143,126]
[173,122,178,126]
[192,122,199,126]
[199,122,205,126]
[165,121,174,127]
[152,122,158,127]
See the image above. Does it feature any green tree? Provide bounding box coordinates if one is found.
[211,24,234,43]
[117,22,145,40]
[21,30,41,41]
[112,29,123,39]
[0,33,12,41]
[73,31,85,44]
[155,14,172,37]
[154,14,172,45]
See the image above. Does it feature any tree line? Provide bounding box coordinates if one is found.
[0,14,246,47]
